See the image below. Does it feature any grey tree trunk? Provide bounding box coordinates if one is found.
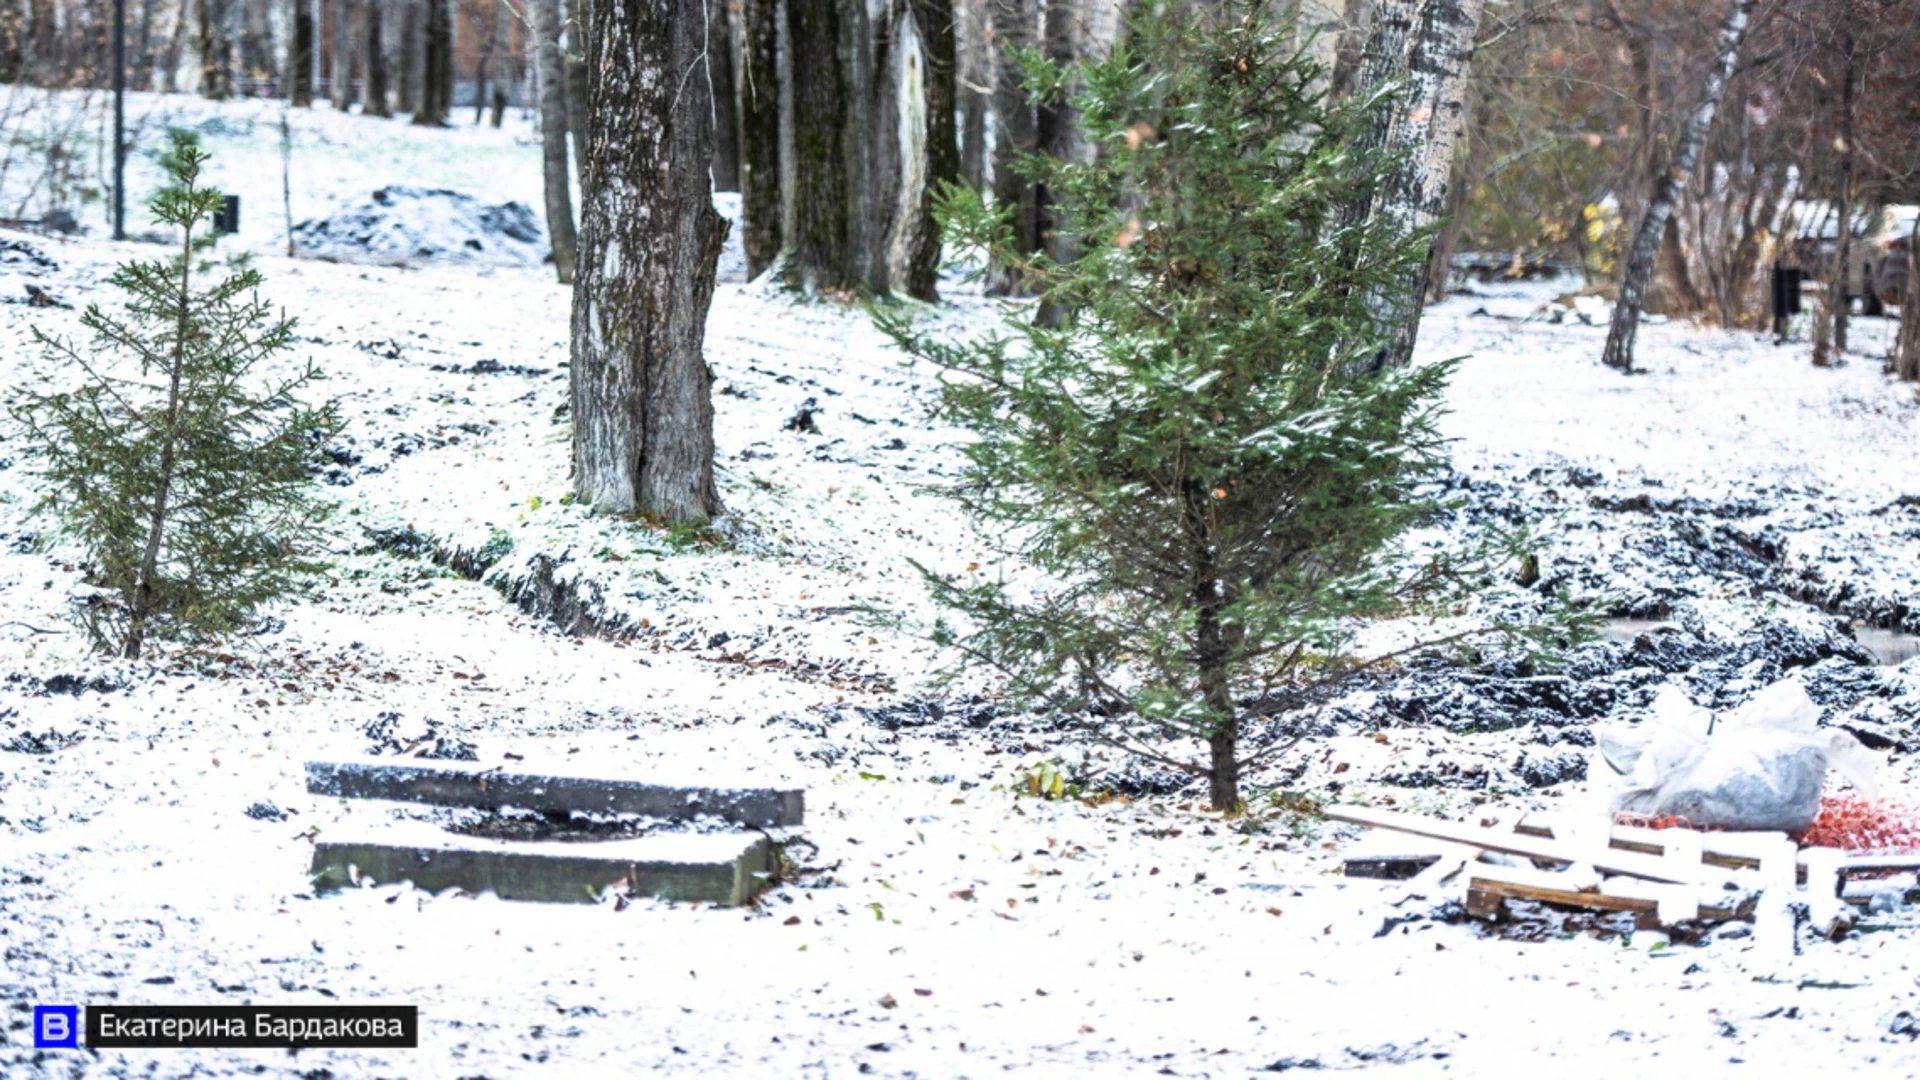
[735,0,782,278]
[956,0,988,190]
[1601,0,1755,372]
[395,0,417,113]
[709,0,740,192]
[1816,6,1855,367]
[365,0,391,116]
[570,0,727,525]
[987,0,1038,293]
[241,0,273,85]
[332,0,353,110]
[532,0,578,282]
[490,0,511,127]
[1346,0,1486,373]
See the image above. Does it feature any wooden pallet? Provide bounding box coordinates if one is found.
[1327,803,1920,935]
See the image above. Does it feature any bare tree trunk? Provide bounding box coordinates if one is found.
[134,0,158,89]
[783,0,860,292]
[1346,0,1486,373]
[1425,78,1491,303]
[956,0,987,190]
[708,0,739,191]
[395,0,416,112]
[571,0,727,525]
[563,0,589,196]
[736,0,782,278]
[783,0,949,298]
[414,0,448,124]
[489,0,509,125]
[240,0,272,87]
[1601,0,1754,372]
[987,0,1037,293]
[1816,5,1855,367]
[531,0,577,281]
[474,7,494,124]
[1897,218,1920,381]
[364,0,390,114]
[332,0,353,109]
[291,1,315,105]
[199,0,233,98]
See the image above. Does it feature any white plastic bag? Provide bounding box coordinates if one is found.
[1595,681,1880,832]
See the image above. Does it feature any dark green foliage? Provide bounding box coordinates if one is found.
[876,1,1565,811]
[11,132,341,659]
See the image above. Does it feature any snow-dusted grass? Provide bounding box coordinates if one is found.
[3,104,1920,1079]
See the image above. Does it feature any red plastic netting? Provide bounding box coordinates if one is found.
[1614,795,1920,854]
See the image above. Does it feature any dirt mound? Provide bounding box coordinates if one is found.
[291,186,545,266]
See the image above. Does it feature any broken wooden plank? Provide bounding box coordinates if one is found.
[1466,875,1748,924]
[307,759,804,828]
[1324,804,1706,884]
[1513,816,1763,871]
[309,823,777,905]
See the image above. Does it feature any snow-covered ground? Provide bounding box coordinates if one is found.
[4,100,1920,1079]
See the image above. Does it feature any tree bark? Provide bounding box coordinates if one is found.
[563,0,591,198]
[532,0,578,282]
[709,0,740,192]
[1816,5,1855,367]
[1897,218,1920,381]
[987,0,1039,293]
[489,0,510,126]
[240,0,273,87]
[414,0,449,124]
[394,0,416,112]
[736,0,782,278]
[570,0,727,525]
[1601,0,1754,372]
[365,0,391,115]
[783,0,950,298]
[199,0,234,99]
[1346,0,1485,373]
[332,0,354,109]
[474,8,495,125]
[956,0,987,190]
[291,4,316,105]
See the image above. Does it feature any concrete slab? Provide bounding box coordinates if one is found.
[308,821,777,905]
[305,759,804,827]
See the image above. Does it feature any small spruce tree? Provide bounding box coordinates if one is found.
[877,1,1559,812]
[12,132,341,659]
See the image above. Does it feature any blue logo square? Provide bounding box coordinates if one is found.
[34,1005,79,1048]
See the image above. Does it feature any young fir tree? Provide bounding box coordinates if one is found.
[877,1,1562,812]
[12,133,341,659]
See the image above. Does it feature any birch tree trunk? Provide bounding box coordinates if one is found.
[570,0,727,525]
[735,0,782,279]
[332,0,353,109]
[364,0,391,116]
[1601,0,1755,372]
[563,0,590,198]
[708,0,740,192]
[532,0,577,281]
[1346,0,1485,373]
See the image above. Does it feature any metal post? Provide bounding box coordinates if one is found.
[113,0,126,240]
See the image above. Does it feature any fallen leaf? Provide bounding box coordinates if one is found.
[784,915,802,926]
[1079,1024,1095,1033]
[878,994,898,1009]
[914,988,933,997]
